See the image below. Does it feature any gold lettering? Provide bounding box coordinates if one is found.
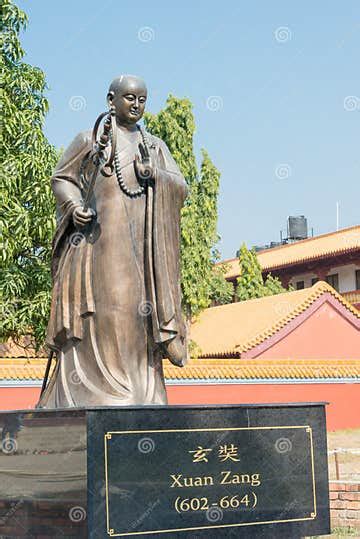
[183,477,193,487]
[218,444,240,462]
[219,471,261,486]
[170,474,214,488]
[251,473,261,486]
[202,476,213,486]
[240,474,250,484]
[220,470,232,485]
[232,474,241,484]
[189,446,213,463]
[170,474,183,488]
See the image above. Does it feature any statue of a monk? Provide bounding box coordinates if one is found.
[38,75,188,408]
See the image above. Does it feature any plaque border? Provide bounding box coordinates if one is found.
[104,425,316,537]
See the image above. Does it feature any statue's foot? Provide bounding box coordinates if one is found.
[162,335,188,367]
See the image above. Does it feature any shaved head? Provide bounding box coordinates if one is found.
[107,74,147,126]
[108,74,147,98]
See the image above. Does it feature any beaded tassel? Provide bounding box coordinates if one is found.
[113,125,150,198]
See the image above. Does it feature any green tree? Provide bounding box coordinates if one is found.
[209,263,234,305]
[235,243,265,301]
[0,0,58,347]
[264,273,292,296]
[144,96,231,319]
[198,151,233,306]
[235,243,291,300]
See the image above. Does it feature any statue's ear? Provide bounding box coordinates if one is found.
[107,90,115,105]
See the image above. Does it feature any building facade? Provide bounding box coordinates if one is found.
[221,225,360,309]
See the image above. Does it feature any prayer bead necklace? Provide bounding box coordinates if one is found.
[114,125,149,198]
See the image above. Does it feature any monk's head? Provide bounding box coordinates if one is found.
[107,75,147,125]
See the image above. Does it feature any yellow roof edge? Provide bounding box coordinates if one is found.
[1,357,360,382]
[217,224,360,268]
[238,281,360,353]
[193,281,360,357]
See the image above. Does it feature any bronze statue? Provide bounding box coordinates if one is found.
[38,75,188,408]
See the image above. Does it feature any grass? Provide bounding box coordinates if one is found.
[327,428,360,481]
[308,527,359,538]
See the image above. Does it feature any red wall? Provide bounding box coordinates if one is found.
[0,383,359,432]
[167,382,360,431]
[252,302,360,359]
[0,387,40,411]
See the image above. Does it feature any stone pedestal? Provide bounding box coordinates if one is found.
[0,404,330,538]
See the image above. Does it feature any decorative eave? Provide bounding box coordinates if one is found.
[163,358,360,381]
[219,225,360,279]
[0,358,49,381]
[1,357,359,384]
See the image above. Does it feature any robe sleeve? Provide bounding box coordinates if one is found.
[148,137,189,349]
[156,139,189,202]
[50,131,92,279]
[46,131,94,349]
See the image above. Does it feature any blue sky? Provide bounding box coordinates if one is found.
[18,0,359,259]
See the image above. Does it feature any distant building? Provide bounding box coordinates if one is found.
[221,225,360,309]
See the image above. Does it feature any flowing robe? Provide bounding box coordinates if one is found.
[38,127,188,408]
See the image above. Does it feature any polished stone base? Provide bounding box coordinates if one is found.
[0,404,330,538]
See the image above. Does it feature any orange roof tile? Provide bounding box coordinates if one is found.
[0,357,359,382]
[0,358,52,380]
[221,225,360,278]
[190,281,360,357]
[164,358,360,380]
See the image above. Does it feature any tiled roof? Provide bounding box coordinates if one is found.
[164,358,360,380]
[1,281,359,382]
[190,281,360,357]
[221,225,360,279]
[0,357,359,382]
[0,359,51,380]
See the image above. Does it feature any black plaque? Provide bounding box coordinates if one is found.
[87,404,330,538]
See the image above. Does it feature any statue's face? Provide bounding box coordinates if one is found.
[109,78,147,126]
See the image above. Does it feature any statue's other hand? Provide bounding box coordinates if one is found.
[72,206,96,228]
[162,335,188,368]
[134,144,155,182]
